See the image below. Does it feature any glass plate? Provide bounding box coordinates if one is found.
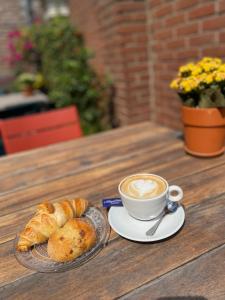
[14,206,110,273]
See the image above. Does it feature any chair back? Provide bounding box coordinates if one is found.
[1,106,82,154]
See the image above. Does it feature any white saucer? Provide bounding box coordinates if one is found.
[108,206,185,242]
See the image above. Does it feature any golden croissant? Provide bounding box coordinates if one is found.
[47,219,96,262]
[17,198,89,252]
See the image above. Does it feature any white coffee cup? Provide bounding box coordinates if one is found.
[118,173,183,220]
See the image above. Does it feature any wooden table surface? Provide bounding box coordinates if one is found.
[0,122,224,300]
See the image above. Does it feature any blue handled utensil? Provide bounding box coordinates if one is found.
[102,198,123,208]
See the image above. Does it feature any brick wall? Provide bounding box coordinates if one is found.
[70,0,225,129]
[0,0,26,80]
[70,0,150,126]
[147,0,225,129]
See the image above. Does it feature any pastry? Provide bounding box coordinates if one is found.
[17,198,89,251]
[47,219,96,262]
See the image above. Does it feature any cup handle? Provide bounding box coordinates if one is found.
[168,185,183,202]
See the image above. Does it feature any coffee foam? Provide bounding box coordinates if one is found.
[120,175,166,199]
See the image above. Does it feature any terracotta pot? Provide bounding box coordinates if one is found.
[182,106,225,157]
[22,86,33,96]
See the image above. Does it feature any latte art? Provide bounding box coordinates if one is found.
[120,175,166,199]
[131,179,156,196]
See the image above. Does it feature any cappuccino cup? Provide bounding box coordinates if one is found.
[118,174,183,220]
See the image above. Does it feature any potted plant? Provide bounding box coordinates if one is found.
[17,73,44,96]
[170,57,225,157]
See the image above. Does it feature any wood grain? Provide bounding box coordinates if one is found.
[0,121,224,299]
[0,122,166,177]
[0,141,184,216]
[1,192,225,298]
[1,139,225,219]
[0,130,176,195]
[1,157,225,246]
[122,244,225,300]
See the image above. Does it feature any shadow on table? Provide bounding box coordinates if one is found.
[157,297,207,300]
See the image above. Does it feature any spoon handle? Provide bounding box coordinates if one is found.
[146,211,166,236]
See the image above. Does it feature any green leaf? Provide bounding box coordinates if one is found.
[183,98,195,107]
[11,16,111,134]
[199,88,225,108]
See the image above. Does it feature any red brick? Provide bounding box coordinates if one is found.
[152,43,165,51]
[176,23,199,35]
[167,39,185,49]
[219,0,225,12]
[117,24,147,34]
[151,20,164,32]
[189,33,215,46]
[115,2,145,14]
[189,3,215,19]
[155,29,173,40]
[202,47,225,57]
[176,49,199,59]
[176,0,198,10]
[121,46,147,55]
[148,0,161,9]
[70,0,225,129]
[219,32,225,43]
[115,12,146,24]
[203,16,225,31]
[157,52,175,61]
[153,3,173,18]
[136,35,148,43]
[165,14,185,27]
[126,65,148,73]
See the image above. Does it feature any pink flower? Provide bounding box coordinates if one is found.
[14,53,22,61]
[8,30,21,38]
[24,41,33,50]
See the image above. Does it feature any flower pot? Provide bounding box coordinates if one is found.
[22,86,34,96]
[182,106,225,157]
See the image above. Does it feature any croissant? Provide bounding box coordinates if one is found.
[47,219,96,262]
[17,198,89,252]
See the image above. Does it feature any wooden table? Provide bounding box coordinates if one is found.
[0,122,224,300]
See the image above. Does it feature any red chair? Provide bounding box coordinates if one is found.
[1,106,82,154]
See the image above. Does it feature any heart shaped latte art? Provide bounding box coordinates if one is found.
[131,179,156,196]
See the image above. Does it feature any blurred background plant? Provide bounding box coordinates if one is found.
[16,72,44,96]
[6,16,112,134]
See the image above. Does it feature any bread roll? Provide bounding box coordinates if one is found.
[47,219,96,262]
[17,198,89,251]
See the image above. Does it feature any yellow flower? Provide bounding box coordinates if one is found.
[191,66,202,76]
[170,57,225,92]
[198,57,222,73]
[179,63,195,77]
[205,74,213,84]
[218,64,225,72]
[170,78,180,90]
[214,72,225,82]
[200,57,212,63]
[180,80,190,93]
[214,58,222,65]
[199,57,222,65]
[179,77,199,93]
[197,73,214,85]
